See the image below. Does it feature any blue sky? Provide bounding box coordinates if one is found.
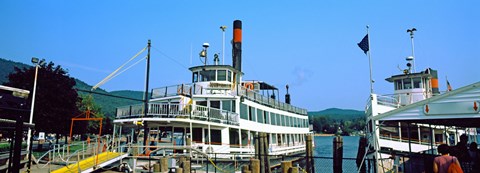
[1,1,479,111]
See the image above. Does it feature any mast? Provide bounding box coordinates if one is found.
[143,40,151,147]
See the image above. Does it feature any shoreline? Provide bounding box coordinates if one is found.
[313,133,335,136]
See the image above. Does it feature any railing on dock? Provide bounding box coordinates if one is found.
[116,103,240,125]
[150,83,308,115]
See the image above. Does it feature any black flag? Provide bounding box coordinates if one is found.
[357,34,369,54]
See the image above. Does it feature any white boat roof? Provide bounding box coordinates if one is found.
[372,81,480,127]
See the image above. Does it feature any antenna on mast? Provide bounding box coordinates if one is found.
[407,28,417,72]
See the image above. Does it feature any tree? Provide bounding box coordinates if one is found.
[5,61,80,136]
[77,94,106,134]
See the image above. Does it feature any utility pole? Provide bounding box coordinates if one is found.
[143,40,151,148]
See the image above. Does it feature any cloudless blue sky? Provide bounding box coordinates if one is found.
[1,1,479,111]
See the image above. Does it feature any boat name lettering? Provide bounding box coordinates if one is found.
[209,83,231,89]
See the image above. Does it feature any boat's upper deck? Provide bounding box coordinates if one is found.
[151,83,307,115]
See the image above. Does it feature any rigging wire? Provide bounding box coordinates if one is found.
[102,56,147,86]
[92,47,147,91]
[151,46,189,69]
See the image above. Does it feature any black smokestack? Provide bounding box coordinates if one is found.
[233,20,242,72]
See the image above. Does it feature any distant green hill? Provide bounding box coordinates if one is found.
[0,58,30,84]
[0,58,143,118]
[308,108,364,120]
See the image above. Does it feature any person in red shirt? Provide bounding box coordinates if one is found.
[434,144,462,173]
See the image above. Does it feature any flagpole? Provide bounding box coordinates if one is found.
[367,25,374,94]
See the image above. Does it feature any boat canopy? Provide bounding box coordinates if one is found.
[371,81,480,127]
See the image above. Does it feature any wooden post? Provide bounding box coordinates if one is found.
[251,159,260,173]
[254,133,260,159]
[263,133,271,173]
[153,163,160,172]
[160,157,168,172]
[259,133,265,173]
[356,136,367,173]
[186,137,192,155]
[305,135,314,173]
[179,156,186,167]
[289,167,299,173]
[242,165,250,173]
[181,160,190,173]
[281,161,292,173]
[333,136,343,173]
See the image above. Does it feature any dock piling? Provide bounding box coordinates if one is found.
[333,136,343,173]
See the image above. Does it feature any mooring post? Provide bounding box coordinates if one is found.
[333,136,343,173]
[251,158,260,173]
[181,160,190,173]
[160,157,168,172]
[289,167,299,173]
[306,135,313,172]
[153,163,160,172]
[356,136,367,173]
[263,133,272,173]
[259,133,265,173]
[281,161,292,173]
[242,165,250,173]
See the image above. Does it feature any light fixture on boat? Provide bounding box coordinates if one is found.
[199,43,209,66]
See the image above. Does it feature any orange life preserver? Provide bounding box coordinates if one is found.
[245,83,254,90]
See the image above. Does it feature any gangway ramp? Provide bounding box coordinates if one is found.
[51,151,127,173]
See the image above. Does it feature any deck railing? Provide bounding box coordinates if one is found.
[151,83,308,115]
[116,103,240,125]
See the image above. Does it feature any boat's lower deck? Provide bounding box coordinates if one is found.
[113,118,309,156]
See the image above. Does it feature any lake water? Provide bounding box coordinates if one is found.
[313,136,361,173]
[314,136,360,158]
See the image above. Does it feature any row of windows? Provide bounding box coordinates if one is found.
[240,103,308,128]
[192,70,233,83]
[394,77,425,90]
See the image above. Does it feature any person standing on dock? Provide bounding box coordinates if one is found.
[433,144,462,173]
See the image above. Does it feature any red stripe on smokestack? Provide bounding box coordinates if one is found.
[234,29,242,42]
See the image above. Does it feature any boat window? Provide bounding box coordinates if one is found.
[403,78,412,89]
[196,101,207,107]
[222,100,232,111]
[278,115,283,126]
[211,129,221,144]
[264,111,269,124]
[210,101,220,109]
[413,77,422,88]
[395,80,403,90]
[192,128,202,143]
[217,70,227,81]
[192,72,199,83]
[240,103,248,120]
[270,112,277,125]
[249,106,255,122]
[200,70,216,82]
[271,133,277,144]
[228,70,232,82]
[257,109,264,124]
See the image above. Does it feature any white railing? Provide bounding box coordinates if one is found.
[150,83,308,115]
[116,103,240,125]
[376,94,400,108]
